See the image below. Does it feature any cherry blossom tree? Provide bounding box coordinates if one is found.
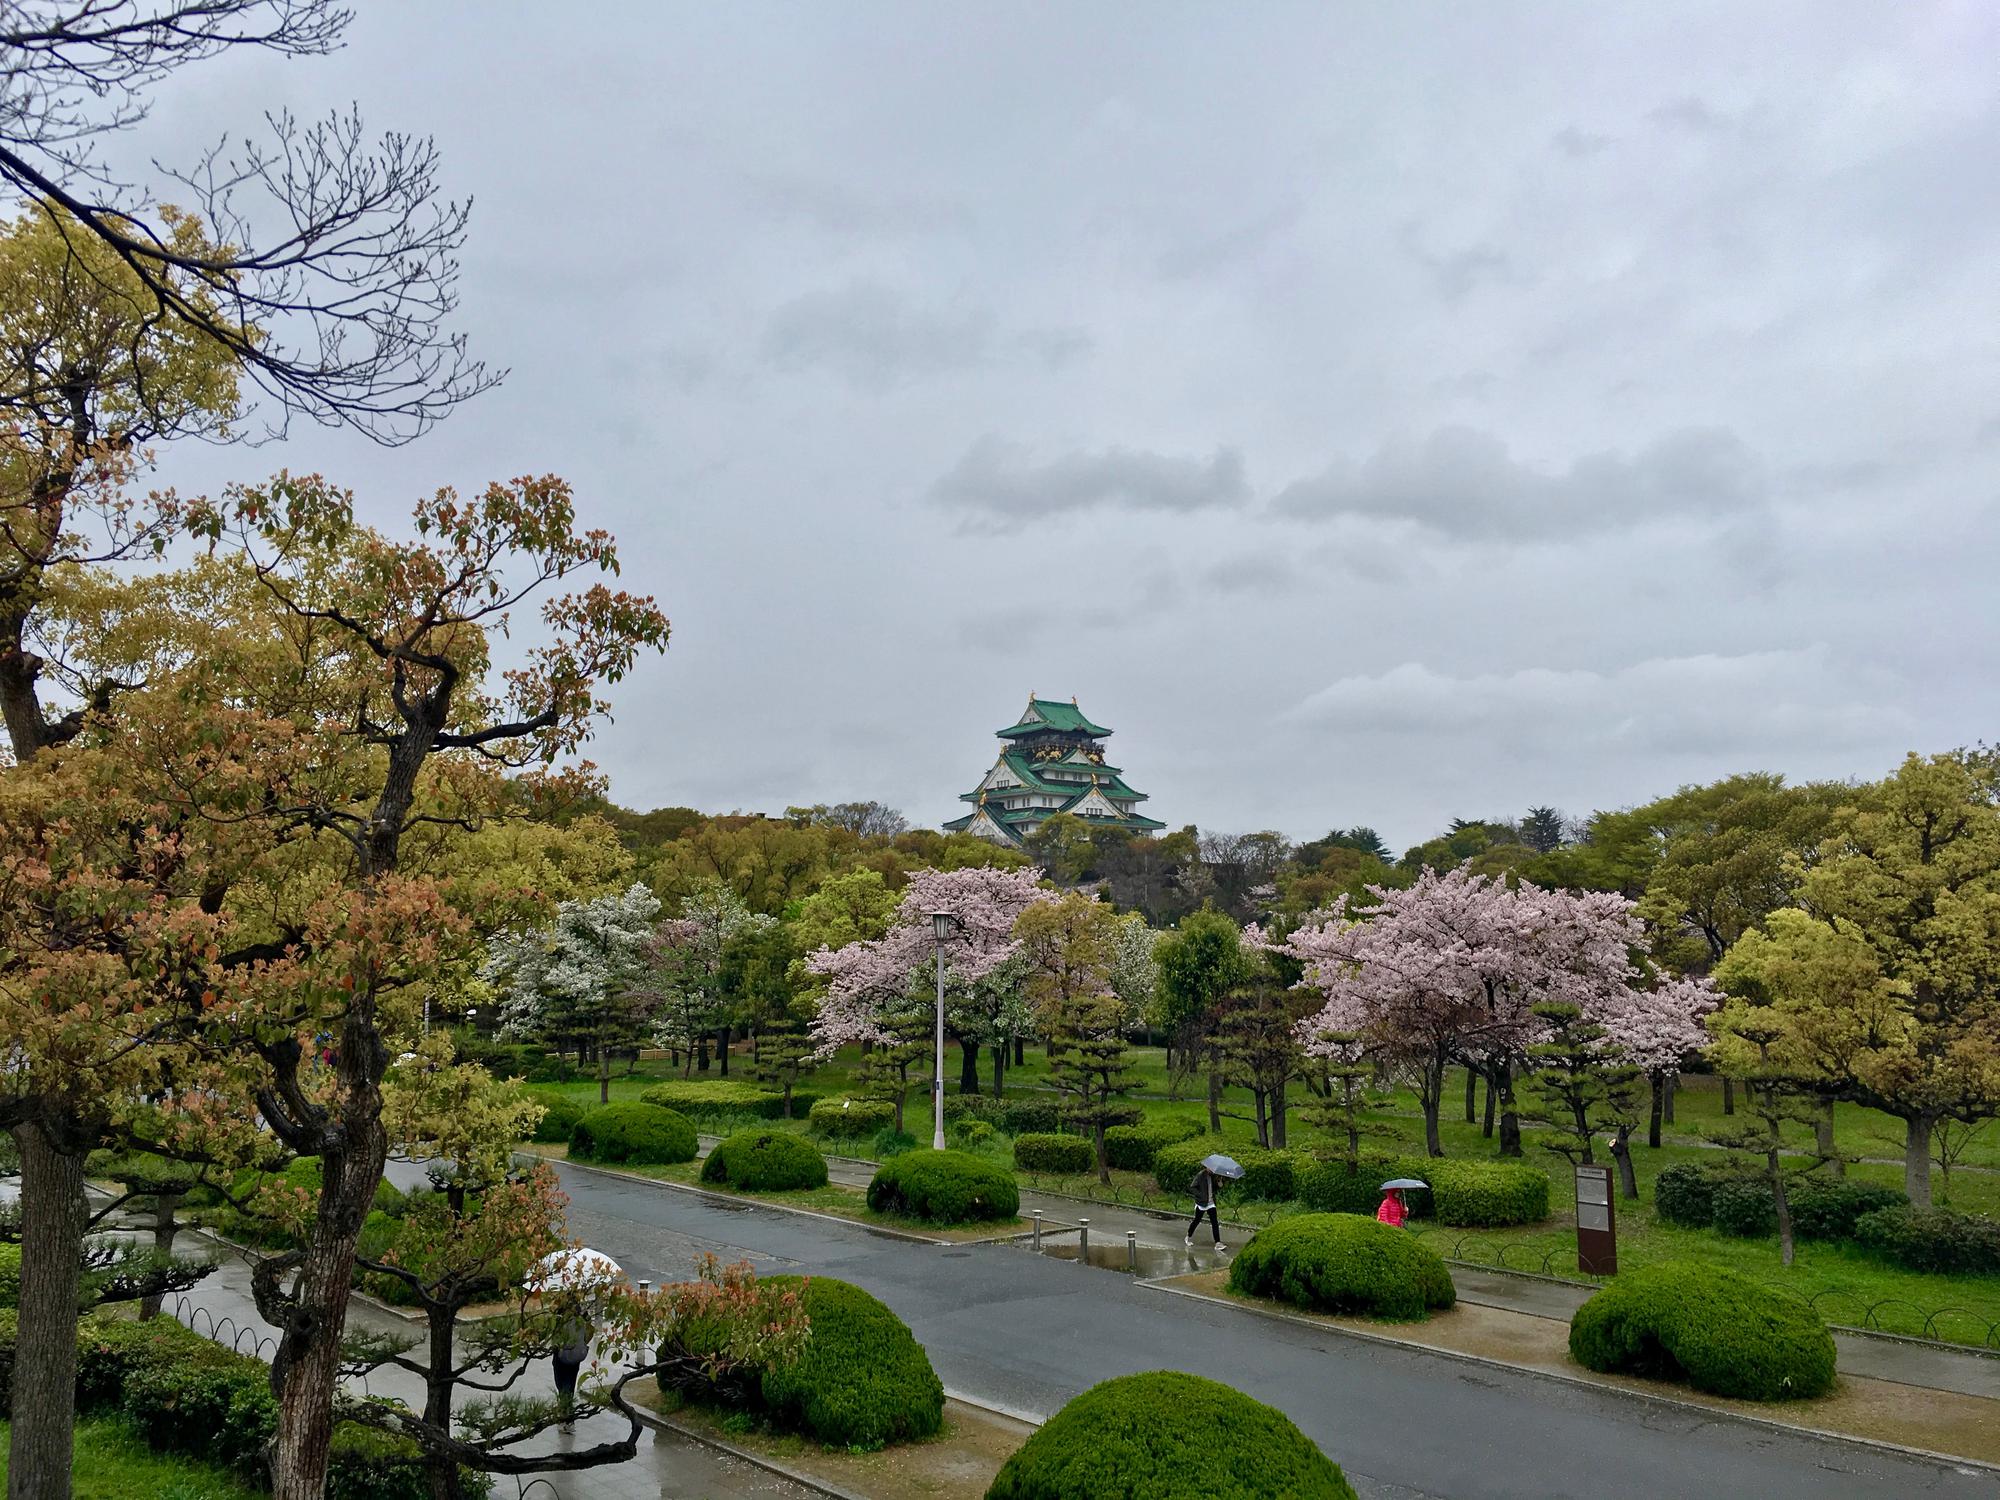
[1598,975,1718,1148]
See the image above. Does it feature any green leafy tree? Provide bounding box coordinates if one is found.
[1048,991,1142,1184]
[1524,1001,1642,1195]
[1209,974,1304,1148]
[1153,909,1249,1120]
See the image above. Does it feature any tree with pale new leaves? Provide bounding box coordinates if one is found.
[488,882,663,1103]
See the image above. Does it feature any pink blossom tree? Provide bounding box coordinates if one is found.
[1598,975,1718,1147]
[807,866,1052,1109]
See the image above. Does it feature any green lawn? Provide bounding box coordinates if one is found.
[0,1419,261,1500]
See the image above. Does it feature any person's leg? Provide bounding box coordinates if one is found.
[1186,1205,1204,1244]
[554,1356,580,1429]
[1206,1206,1222,1244]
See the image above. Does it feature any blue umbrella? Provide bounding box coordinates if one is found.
[1202,1154,1245,1179]
[1380,1178,1428,1191]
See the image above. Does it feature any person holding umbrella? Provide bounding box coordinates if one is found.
[1186,1153,1243,1250]
[1377,1177,1427,1228]
[529,1246,625,1434]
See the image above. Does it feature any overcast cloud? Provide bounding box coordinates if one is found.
[132,2,2000,852]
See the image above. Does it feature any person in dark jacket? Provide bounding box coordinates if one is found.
[551,1313,592,1433]
[1186,1165,1224,1250]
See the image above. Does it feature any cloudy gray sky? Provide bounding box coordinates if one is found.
[136,2,2000,852]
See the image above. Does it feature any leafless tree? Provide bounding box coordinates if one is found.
[0,0,498,443]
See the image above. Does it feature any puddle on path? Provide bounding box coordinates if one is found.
[1030,1238,1229,1278]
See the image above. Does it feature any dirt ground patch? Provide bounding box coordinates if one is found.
[1158,1271,2000,1467]
[635,1381,1031,1500]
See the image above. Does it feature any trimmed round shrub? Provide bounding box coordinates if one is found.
[1013,1132,1093,1174]
[809,1096,896,1139]
[1853,1204,2000,1275]
[1711,1177,1778,1238]
[1228,1213,1456,1321]
[756,1276,943,1448]
[952,1117,997,1148]
[985,1371,1356,1500]
[943,1093,1004,1123]
[1568,1261,1836,1401]
[700,1130,829,1192]
[1788,1178,1907,1241]
[526,1091,586,1144]
[1426,1159,1550,1228]
[1653,1160,1723,1228]
[568,1102,697,1165]
[999,1098,1061,1135]
[640,1079,819,1122]
[868,1149,1019,1224]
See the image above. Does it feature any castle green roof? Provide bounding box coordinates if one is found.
[996,698,1112,738]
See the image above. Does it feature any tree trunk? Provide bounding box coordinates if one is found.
[269,1136,386,1500]
[1493,1063,1522,1159]
[1271,1079,1288,1150]
[989,1043,1006,1100]
[1662,1073,1676,1125]
[958,1036,980,1095]
[1904,1113,1935,1207]
[141,1191,185,1321]
[1609,1123,1638,1200]
[1648,1074,1665,1150]
[1206,1067,1221,1134]
[1770,1145,1796,1268]
[9,1120,87,1500]
[1481,1070,1496,1138]
[1252,1088,1269,1150]
[718,1025,731,1077]
[1420,1060,1445,1158]
[423,1303,464,1500]
[1815,1102,1842,1176]
[598,1043,611,1105]
[696,1035,710,1072]
[1014,1036,1024,1067]
[1721,1076,1734,1116]
[1464,1067,1478,1124]
[1095,1121,1110,1186]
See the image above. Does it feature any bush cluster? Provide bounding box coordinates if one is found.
[1151,1140,1298,1201]
[1655,1163,1916,1248]
[943,1093,1005,1124]
[999,1098,1061,1136]
[1012,1132,1094,1174]
[639,1079,819,1122]
[1104,1118,1204,1172]
[524,1090,587,1144]
[450,1032,576,1083]
[985,1371,1357,1500]
[953,1118,997,1148]
[868,1149,1019,1224]
[1294,1155,1435,1218]
[1568,1261,1836,1401]
[0,1310,480,1495]
[568,1102,697,1165]
[0,1244,18,1309]
[1425,1159,1549,1227]
[1227,1213,1456,1321]
[754,1276,944,1448]
[700,1130,829,1192]
[808,1096,896,1139]
[1853,1204,2000,1275]
[872,1127,919,1158]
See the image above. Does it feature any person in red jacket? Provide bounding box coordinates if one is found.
[1376,1187,1408,1228]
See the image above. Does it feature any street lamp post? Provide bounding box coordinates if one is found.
[927,910,959,1151]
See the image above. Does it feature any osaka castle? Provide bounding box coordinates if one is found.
[943,696,1166,847]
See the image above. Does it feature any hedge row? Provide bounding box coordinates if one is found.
[0,1309,479,1496]
[868,1149,1019,1224]
[1227,1214,1456,1322]
[1853,1205,2000,1275]
[1654,1163,1925,1248]
[1157,1145,1550,1228]
[569,1102,698,1165]
[700,1131,828,1192]
[755,1277,944,1448]
[986,1371,1357,1500]
[1104,1118,1204,1172]
[1569,1261,1836,1402]
[639,1079,821,1122]
[1013,1133,1094,1174]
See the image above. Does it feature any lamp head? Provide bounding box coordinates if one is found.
[928,910,958,942]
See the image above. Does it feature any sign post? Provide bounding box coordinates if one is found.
[1575,1163,1617,1275]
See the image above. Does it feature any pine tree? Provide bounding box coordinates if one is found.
[1048,992,1143,1184]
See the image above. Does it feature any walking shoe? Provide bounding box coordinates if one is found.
[1184,1234,1194,1247]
